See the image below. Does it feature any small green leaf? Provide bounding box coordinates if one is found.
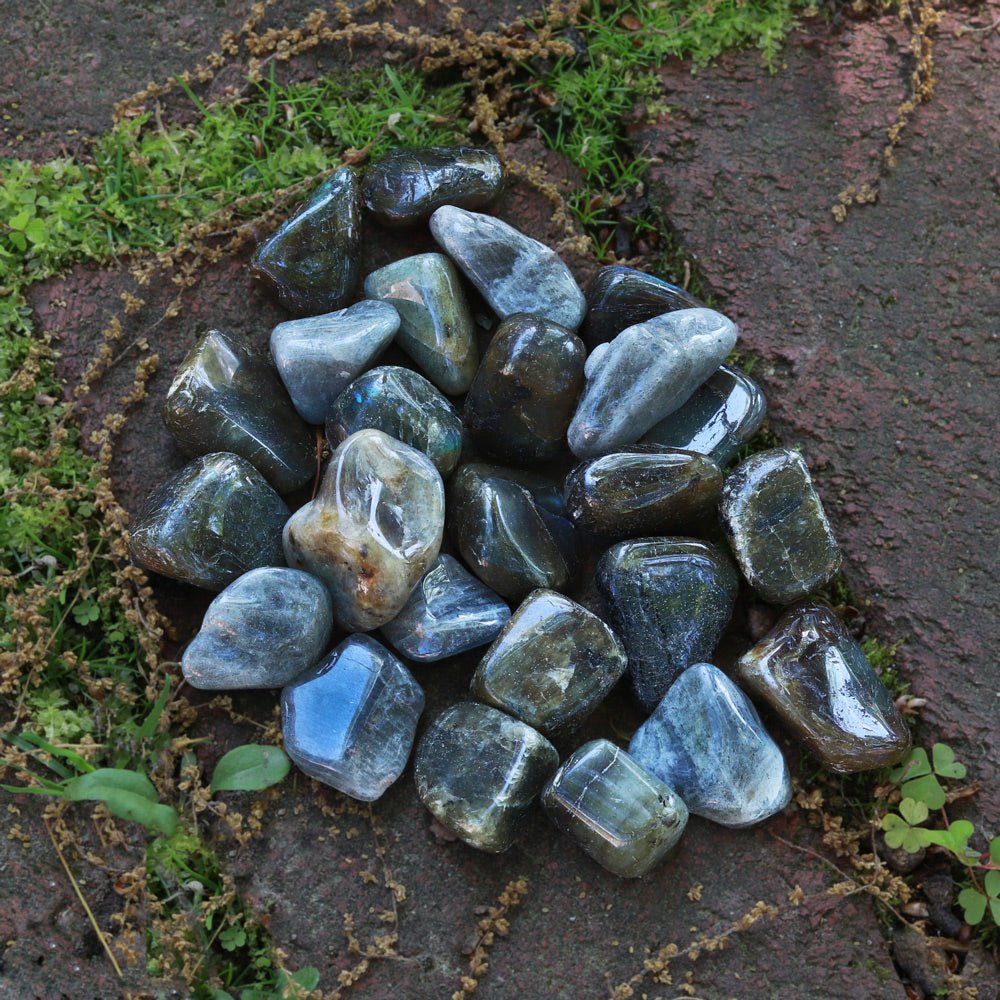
[984,870,1000,900]
[290,967,321,991]
[990,836,1000,866]
[138,677,172,740]
[881,813,929,853]
[920,821,976,861]
[899,797,928,826]
[218,923,247,952]
[8,210,31,231]
[931,743,967,780]
[889,747,931,784]
[86,787,178,835]
[8,230,27,251]
[900,772,947,810]
[958,887,987,925]
[990,897,1000,926]
[65,768,157,803]
[24,218,47,246]
[211,744,290,793]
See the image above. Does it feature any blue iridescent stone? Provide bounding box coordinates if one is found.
[182,568,333,690]
[629,663,792,828]
[281,634,424,801]
[541,740,688,878]
[380,554,510,663]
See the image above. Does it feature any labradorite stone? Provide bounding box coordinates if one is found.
[364,253,478,395]
[326,366,463,477]
[736,601,911,772]
[181,568,333,690]
[430,206,586,331]
[162,328,315,494]
[251,167,362,316]
[362,146,503,226]
[596,538,739,711]
[269,300,400,425]
[464,314,585,464]
[579,265,702,352]
[568,308,739,458]
[642,365,767,466]
[720,448,842,604]
[448,464,578,602]
[129,453,288,591]
[471,589,627,736]
[541,740,688,878]
[414,702,558,852]
[380,555,510,663]
[563,448,723,538]
[281,634,424,800]
[283,430,444,631]
[629,663,792,828]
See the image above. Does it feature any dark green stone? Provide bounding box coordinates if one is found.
[251,168,361,316]
[326,366,463,477]
[464,314,585,464]
[596,538,739,711]
[162,328,315,494]
[129,453,288,591]
[579,265,702,352]
[414,702,558,852]
[541,740,688,878]
[564,448,723,538]
[642,364,767,466]
[735,601,911,773]
[448,464,578,602]
[470,589,627,736]
[362,146,503,226]
[720,448,841,604]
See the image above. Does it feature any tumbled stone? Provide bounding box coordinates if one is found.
[568,308,739,458]
[448,464,578,602]
[579,265,702,352]
[414,702,558,852]
[129,453,288,591]
[471,589,627,736]
[380,555,510,662]
[736,601,911,772]
[269,301,400,425]
[364,253,477,395]
[281,634,423,800]
[162,328,315,494]
[326,366,463,477]
[182,568,333,690]
[251,167,362,316]
[720,448,842,604]
[541,740,688,878]
[597,538,739,711]
[362,146,503,226]
[564,448,723,538]
[430,206,586,330]
[283,430,444,631]
[629,663,792,828]
[642,364,767,466]
[464,313,585,464]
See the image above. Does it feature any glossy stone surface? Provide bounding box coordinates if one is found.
[430,206,586,330]
[283,430,444,631]
[281,634,424,800]
[362,146,503,225]
[182,568,333,690]
[541,740,688,878]
[130,453,288,591]
[364,253,477,395]
[380,554,510,663]
[162,328,315,494]
[251,167,362,316]
[579,265,702,352]
[471,589,627,736]
[464,313,585,464]
[326,366,463,477]
[269,301,400,425]
[414,702,558,852]
[597,538,739,711]
[448,464,578,602]
[564,448,723,538]
[629,663,792,828]
[568,308,739,458]
[642,364,767,466]
[720,448,842,604]
[736,601,911,772]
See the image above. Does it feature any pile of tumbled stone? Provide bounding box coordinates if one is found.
[129,147,911,879]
